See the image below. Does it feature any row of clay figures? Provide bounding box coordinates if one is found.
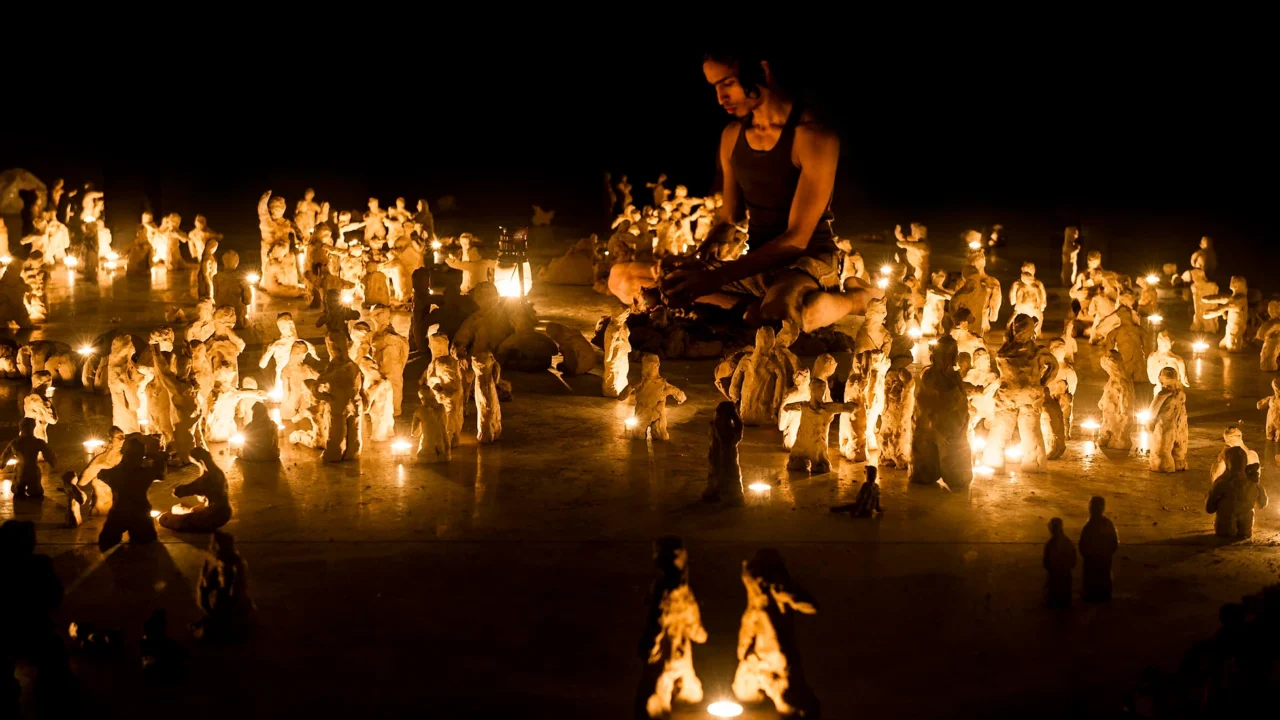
[635,539,819,719]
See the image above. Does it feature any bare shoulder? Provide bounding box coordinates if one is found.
[794,116,839,150]
[719,121,741,152]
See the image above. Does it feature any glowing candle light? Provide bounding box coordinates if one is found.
[879,264,892,276]
[1079,418,1101,431]
[971,436,987,452]
[876,277,889,289]
[1192,340,1209,353]
[968,239,982,250]
[77,345,94,356]
[748,482,771,493]
[83,439,104,455]
[170,504,193,516]
[1004,445,1023,462]
[0,479,10,498]
[907,328,922,340]
[268,386,284,403]
[707,701,744,718]
[230,433,245,447]
[974,465,994,476]
[1145,274,1160,285]
[340,289,354,306]
[149,510,161,518]
[1135,410,1151,424]
[391,439,413,456]
[5,458,16,467]
[0,255,11,265]
[1147,314,1163,325]
[430,240,443,265]
[624,417,639,430]
[64,256,78,268]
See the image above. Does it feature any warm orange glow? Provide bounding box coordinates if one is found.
[707,701,744,717]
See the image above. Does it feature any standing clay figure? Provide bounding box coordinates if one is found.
[369,306,409,416]
[1204,276,1249,352]
[2,418,57,499]
[192,531,255,641]
[411,387,450,464]
[1187,268,1220,334]
[703,401,744,504]
[1147,367,1189,472]
[259,312,316,388]
[731,327,787,427]
[1146,331,1189,398]
[186,299,217,344]
[261,242,306,299]
[1206,446,1269,539]
[23,371,57,442]
[603,312,632,399]
[213,251,252,328]
[294,189,321,239]
[1043,518,1077,609]
[257,190,297,263]
[878,367,916,469]
[150,344,201,466]
[424,334,465,447]
[362,197,388,246]
[157,447,230,532]
[970,250,1003,331]
[239,404,280,462]
[107,335,142,434]
[359,358,395,442]
[198,238,219,300]
[616,175,633,209]
[982,315,1057,472]
[629,354,686,441]
[1078,496,1118,603]
[317,335,364,463]
[1103,306,1148,393]
[1255,300,1280,371]
[783,380,856,475]
[779,368,811,450]
[1061,227,1081,288]
[950,265,993,336]
[1097,350,1134,450]
[1192,235,1217,278]
[646,173,670,207]
[636,537,707,719]
[97,437,165,550]
[1010,262,1048,332]
[1045,339,1078,458]
[910,336,974,491]
[1258,378,1280,442]
[545,322,597,376]
[919,270,955,336]
[732,549,819,718]
[473,351,503,444]
[894,222,930,281]
[187,215,222,265]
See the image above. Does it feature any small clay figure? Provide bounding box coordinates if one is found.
[603,311,632,399]
[732,549,819,718]
[1255,300,1280,371]
[1206,446,1269,539]
[1203,276,1249,352]
[910,335,974,491]
[783,380,856,474]
[982,315,1056,472]
[628,354,686,441]
[1146,331,1189,398]
[367,307,409,416]
[424,334,466,447]
[238,403,280,462]
[259,312,316,389]
[831,465,883,518]
[1010,262,1047,332]
[212,250,253,328]
[636,537,707,719]
[445,235,496,294]
[646,173,670,207]
[1061,227,1081,288]
[950,265,994,336]
[20,252,50,322]
[1078,496,1118,603]
[1045,339,1078,459]
[950,308,986,358]
[317,334,364,462]
[894,222,930,281]
[473,351,503,443]
[158,447,230,532]
[1043,518,1077,609]
[139,609,186,685]
[1193,235,1217,278]
[261,241,306,299]
[1187,268,1220,334]
[107,335,142,434]
[357,357,394,442]
[23,371,57,442]
[878,367,916,469]
[1097,350,1134,450]
[294,188,321,239]
[1147,367,1189,472]
[778,368,811,450]
[97,437,165,550]
[703,401,744,504]
[731,327,787,426]
[919,270,955,336]
[198,238,219,300]
[192,531,256,641]
[149,344,201,466]
[2,418,57,499]
[257,190,297,262]
[1103,305,1148,389]
[545,322,597,376]
[411,387,451,464]
[1258,378,1280,442]
[837,368,869,463]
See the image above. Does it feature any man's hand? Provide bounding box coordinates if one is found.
[661,267,722,304]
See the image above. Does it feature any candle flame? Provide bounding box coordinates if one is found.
[707,701,744,717]
[748,482,771,493]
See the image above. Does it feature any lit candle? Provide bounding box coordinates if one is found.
[268,386,284,403]
[1135,410,1150,424]
[1004,445,1023,462]
[83,439,105,456]
[340,289,354,306]
[77,345,94,357]
[1147,314,1163,325]
[1192,340,1209,354]
[876,277,889,289]
[968,239,982,250]
[707,701,744,717]
[879,264,892,276]
[431,240,442,265]
[1145,274,1159,285]
[747,482,771,493]
[624,417,639,430]
[391,438,413,457]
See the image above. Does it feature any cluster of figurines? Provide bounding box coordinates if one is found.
[2,519,255,714]
[635,538,819,719]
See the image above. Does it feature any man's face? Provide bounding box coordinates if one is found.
[703,60,755,118]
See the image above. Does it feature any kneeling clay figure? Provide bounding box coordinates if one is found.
[159,447,231,532]
[732,549,819,718]
[240,403,280,462]
[703,401,744,505]
[831,465,883,518]
[192,531,256,641]
[629,354,686,441]
[1206,446,1269,539]
[97,437,165,550]
[635,536,708,719]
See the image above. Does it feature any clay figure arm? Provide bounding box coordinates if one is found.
[1206,479,1229,513]
[774,585,819,615]
[1258,398,1271,411]
[825,402,860,415]
[781,401,804,413]
[1258,483,1269,509]
[37,438,57,468]
[668,385,687,404]
[729,360,747,402]
[257,191,272,225]
[1008,284,1020,306]
[410,413,422,438]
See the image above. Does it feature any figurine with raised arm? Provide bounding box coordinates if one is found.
[783,380,856,474]
[158,447,230,532]
[731,549,819,718]
[731,327,787,426]
[1204,276,1248,352]
[636,537,707,719]
[629,354,686,441]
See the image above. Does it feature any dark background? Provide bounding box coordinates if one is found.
[3,22,1272,275]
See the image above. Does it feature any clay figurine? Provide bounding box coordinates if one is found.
[830,465,883,518]
[636,536,707,718]
[1145,330,1189,398]
[1045,339,1078,459]
[357,357,394,442]
[878,367,916,469]
[1187,268,1220,334]
[703,401,744,505]
[212,251,253,328]
[545,322,597,376]
[1147,367,1188,472]
[894,222,930,281]
[1097,350,1134,451]
[1078,496,1118,603]
[1258,378,1280,443]
[731,327,787,426]
[783,380,856,474]
[23,371,57,442]
[107,335,142,434]
[1060,227,1081,288]
[473,351,503,444]
[411,386,451,464]
[239,403,280,462]
[159,447,230,532]
[192,531,256,641]
[778,368,811,450]
[646,173,670,207]
[982,315,1056,471]
[257,190,297,263]
[1206,446,1269,539]
[149,344,200,466]
[1009,262,1047,332]
[294,189,321,239]
[603,311,632,399]
[910,335,974,491]
[1203,276,1249,352]
[2,417,57,499]
[424,334,466,447]
[629,354,686,441]
[731,549,819,717]
[1043,518,1077,609]
[97,437,165,550]
[317,334,364,463]
[1255,300,1280,371]
[1103,304,1148,389]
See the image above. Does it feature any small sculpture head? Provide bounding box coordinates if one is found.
[1087,251,1102,269]
[1223,445,1247,477]
[211,530,237,560]
[956,351,972,376]
[205,239,219,257]
[1272,377,1280,397]
[120,436,145,466]
[1229,276,1247,295]
[792,367,812,390]
[1048,517,1065,537]
[1118,291,1136,311]
[428,334,451,360]
[640,353,661,380]
[1009,313,1038,343]
[194,214,208,229]
[213,306,237,329]
[971,346,992,372]
[1200,236,1213,250]
[471,282,500,311]
[304,188,316,201]
[1047,339,1067,363]
[1021,262,1036,281]
[18,416,36,437]
[268,196,286,219]
[1162,263,1177,276]
[951,307,974,333]
[357,356,382,383]
[1267,300,1280,320]
[1158,366,1180,389]
[674,185,688,198]
[1101,349,1123,376]
[931,334,960,370]
[276,312,296,336]
[195,298,215,321]
[141,211,153,224]
[864,298,888,326]
[221,250,240,271]
[338,210,353,224]
[812,353,837,381]
[911,223,927,239]
[1156,331,1173,352]
[754,326,776,353]
[368,198,380,211]
[657,173,667,184]
[250,402,270,426]
[289,340,309,362]
[1223,426,1244,446]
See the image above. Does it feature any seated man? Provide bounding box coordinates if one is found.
[609,47,874,331]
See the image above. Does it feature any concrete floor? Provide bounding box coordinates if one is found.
[4,239,1280,719]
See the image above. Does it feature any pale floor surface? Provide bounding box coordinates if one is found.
[4,246,1279,719]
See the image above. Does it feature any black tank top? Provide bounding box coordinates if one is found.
[729,103,836,255]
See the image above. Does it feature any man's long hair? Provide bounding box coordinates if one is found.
[702,45,772,99]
